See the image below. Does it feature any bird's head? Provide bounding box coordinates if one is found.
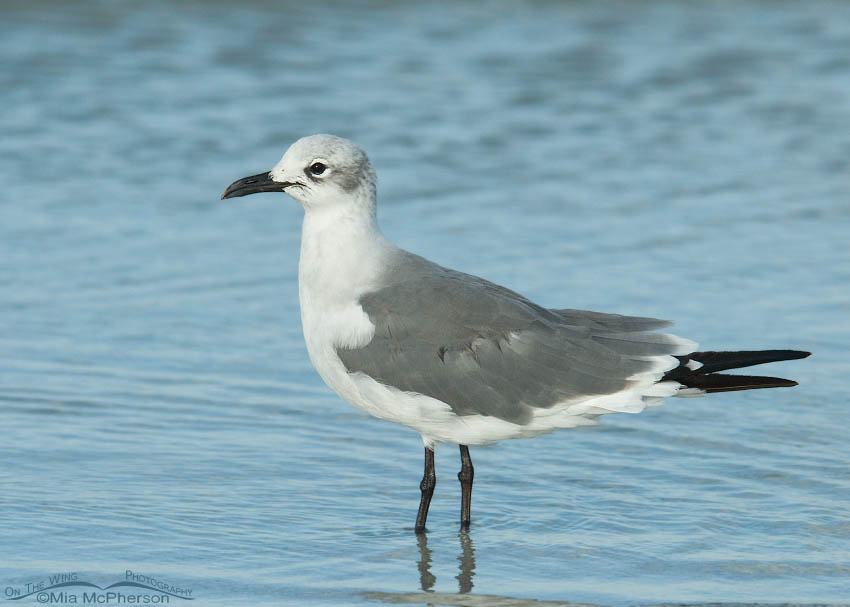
[221,134,377,212]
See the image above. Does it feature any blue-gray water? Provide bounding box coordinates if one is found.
[1,1,849,605]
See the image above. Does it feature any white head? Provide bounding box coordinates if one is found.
[222,134,377,213]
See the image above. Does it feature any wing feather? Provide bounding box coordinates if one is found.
[336,256,692,424]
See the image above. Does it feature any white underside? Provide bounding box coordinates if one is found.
[309,342,695,448]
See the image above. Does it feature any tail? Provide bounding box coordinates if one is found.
[662,349,811,393]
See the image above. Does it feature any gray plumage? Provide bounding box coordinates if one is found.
[336,251,688,425]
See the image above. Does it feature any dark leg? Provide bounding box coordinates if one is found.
[458,445,474,528]
[415,446,435,532]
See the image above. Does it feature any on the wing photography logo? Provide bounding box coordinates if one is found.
[4,571,193,604]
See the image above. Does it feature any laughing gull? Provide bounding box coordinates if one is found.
[222,134,810,531]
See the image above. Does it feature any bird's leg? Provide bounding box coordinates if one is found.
[458,445,474,528]
[415,446,436,532]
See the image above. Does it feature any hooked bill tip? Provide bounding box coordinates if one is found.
[220,171,282,200]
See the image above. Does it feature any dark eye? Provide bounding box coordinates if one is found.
[309,162,326,176]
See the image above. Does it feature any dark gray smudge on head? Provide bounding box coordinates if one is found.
[302,134,376,194]
[336,250,685,424]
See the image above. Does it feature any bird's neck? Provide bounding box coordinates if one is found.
[298,203,390,311]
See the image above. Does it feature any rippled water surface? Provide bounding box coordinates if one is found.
[2,1,849,605]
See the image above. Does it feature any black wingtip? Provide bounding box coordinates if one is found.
[683,373,800,393]
[774,349,811,361]
[673,349,811,377]
[663,348,810,391]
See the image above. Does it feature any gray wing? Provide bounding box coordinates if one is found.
[337,255,689,425]
[550,309,672,333]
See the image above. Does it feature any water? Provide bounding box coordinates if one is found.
[1,1,849,605]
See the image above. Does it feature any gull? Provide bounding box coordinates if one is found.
[222,134,810,532]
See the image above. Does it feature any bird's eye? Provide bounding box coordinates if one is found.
[309,162,326,176]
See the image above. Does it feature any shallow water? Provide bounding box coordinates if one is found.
[1,1,849,605]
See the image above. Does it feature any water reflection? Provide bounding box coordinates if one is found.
[365,531,589,607]
[416,532,436,592]
[416,530,475,593]
[455,530,475,594]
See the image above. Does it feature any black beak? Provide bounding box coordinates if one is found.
[221,172,295,200]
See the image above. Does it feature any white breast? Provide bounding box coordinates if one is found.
[297,206,387,408]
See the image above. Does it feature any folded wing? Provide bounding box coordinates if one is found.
[336,255,694,425]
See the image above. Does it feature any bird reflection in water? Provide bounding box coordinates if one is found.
[416,530,475,593]
[416,532,436,592]
[455,531,475,594]
[365,531,588,606]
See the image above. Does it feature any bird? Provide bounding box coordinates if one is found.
[221,134,810,532]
